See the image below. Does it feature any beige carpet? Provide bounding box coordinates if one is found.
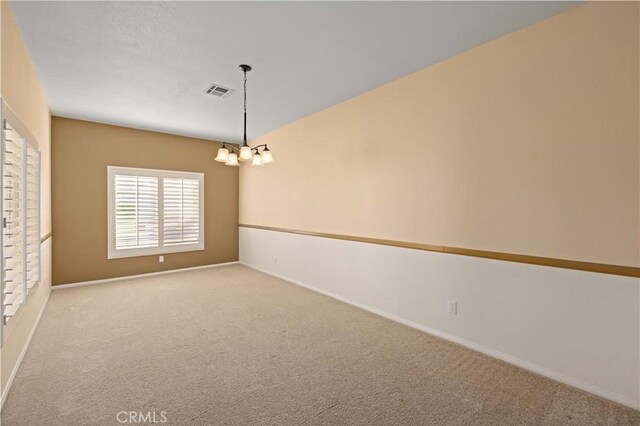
[2,264,638,425]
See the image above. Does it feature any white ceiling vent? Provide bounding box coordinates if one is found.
[205,84,235,99]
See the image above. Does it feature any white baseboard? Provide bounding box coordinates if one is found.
[241,262,640,411]
[1,286,51,410]
[53,261,240,290]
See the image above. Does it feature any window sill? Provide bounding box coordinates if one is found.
[107,243,205,260]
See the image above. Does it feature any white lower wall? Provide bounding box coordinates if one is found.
[240,227,640,409]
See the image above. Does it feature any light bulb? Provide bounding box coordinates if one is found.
[239,145,253,161]
[215,147,229,162]
[252,153,263,166]
[225,152,239,166]
[261,149,273,164]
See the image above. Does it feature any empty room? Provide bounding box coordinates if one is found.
[0,1,638,424]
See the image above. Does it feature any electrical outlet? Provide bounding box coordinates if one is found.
[159,256,164,263]
[274,257,278,265]
[448,301,458,315]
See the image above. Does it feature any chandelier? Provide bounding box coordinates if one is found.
[215,64,274,166]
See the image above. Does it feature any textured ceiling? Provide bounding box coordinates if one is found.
[10,1,579,142]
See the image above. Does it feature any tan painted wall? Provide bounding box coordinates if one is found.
[0,2,52,399]
[240,2,640,268]
[51,117,239,285]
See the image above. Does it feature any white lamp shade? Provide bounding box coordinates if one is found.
[239,145,253,161]
[225,152,239,166]
[252,153,263,166]
[261,150,273,164]
[215,147,229,162]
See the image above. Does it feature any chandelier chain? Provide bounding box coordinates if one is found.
[243,69,247,144]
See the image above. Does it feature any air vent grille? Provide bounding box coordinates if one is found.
[205,84,235,98]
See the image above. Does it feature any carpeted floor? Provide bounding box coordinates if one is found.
[1,264,638,425]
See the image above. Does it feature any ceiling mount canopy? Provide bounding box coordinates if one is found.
[215,64,274,167]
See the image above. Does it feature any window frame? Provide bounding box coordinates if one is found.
[107,166,205,259]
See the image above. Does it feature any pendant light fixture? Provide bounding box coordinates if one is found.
[214,145,229,162]
[215,64,274,166]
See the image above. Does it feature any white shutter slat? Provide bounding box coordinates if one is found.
[4,279,22,295]
[3,302,22,318]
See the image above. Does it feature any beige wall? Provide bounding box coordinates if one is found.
[0,2,52,400]
[240,2,640,268]
[51,117,239,285]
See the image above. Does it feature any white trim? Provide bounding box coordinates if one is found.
[240,262,640,411]
[1,286,51,410]
[52,261,239,290]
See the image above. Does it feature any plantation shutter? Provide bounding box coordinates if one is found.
[163,177,200,245]
[2,123,26,320]
[26,143,41,289]
[1,114,41,336]
[114,175,159,250]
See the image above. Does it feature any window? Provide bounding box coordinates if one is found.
[107,166,204,259]
[1,110,41,337]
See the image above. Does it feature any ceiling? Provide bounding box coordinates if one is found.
[10,1,579,143]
